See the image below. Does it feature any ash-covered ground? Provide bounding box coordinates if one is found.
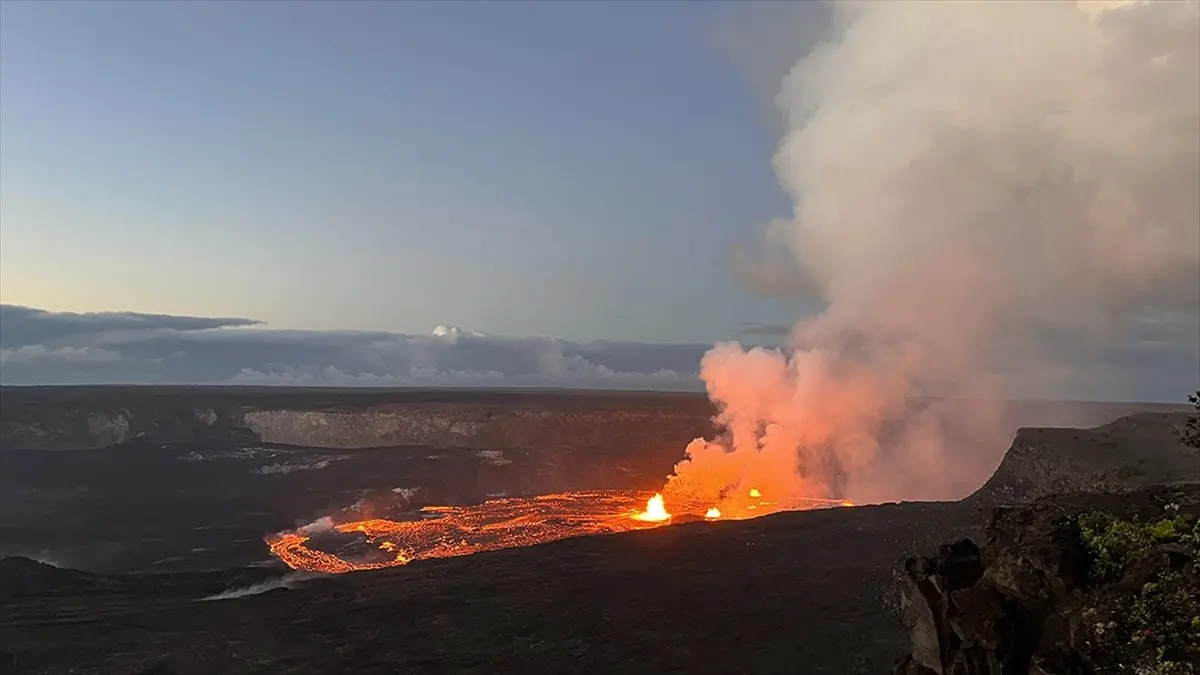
[0,387,1192,674]
[0,387,714,574]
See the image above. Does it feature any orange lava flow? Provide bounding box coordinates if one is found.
[268,489,854,575]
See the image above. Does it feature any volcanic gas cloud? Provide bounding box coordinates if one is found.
[664,0,1200,511]
[269,0,1199,573]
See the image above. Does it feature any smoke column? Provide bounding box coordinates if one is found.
[665,0,1200,509]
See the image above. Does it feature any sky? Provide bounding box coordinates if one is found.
[0,0,812,344]
[0,1,1196,401]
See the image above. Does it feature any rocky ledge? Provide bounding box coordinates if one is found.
[971,412,1197,505]
[0,386,714,451]
[893,483,1200,675]
[2,386,1184,455]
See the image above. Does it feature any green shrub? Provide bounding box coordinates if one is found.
[1182,391,1200,451]
[1077,507,1200,673]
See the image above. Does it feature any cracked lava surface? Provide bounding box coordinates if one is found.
[267,489,853,574]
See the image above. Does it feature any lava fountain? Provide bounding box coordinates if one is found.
[631,493,670,522]
[268,488,852,574]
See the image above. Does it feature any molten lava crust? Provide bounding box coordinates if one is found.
[268,489,852,574]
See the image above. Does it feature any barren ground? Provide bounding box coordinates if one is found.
[0,387,1192,674]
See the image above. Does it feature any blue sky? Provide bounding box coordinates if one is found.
[4,1,1193,401]
[0,0,816,343]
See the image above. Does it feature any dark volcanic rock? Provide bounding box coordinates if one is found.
[893,483,1200,675]
[0,386,716,452]
[2,386,1183,453]
[971,412,1197,506]
[2,388,1195,674]
[0,501,982,675]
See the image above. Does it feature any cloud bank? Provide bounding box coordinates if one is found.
[0,305,706,389]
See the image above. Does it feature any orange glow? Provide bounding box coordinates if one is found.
[748,488,762,498]
[269,491,670,574]
[632,493,670,522]
[267,490,857,574]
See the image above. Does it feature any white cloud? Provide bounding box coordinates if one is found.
[0,345,123,366]
[0,304,1192,400]
[0,304,704,389]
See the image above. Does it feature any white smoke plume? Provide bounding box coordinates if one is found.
[297,516,336,536]
[200,572,319,601]
[665,0,1200,508]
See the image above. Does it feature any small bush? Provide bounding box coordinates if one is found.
[1078,513,1163,582]
[1077,507,1200,673]
[1181,391,1200,452]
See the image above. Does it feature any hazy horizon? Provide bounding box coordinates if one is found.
[2,1,1197,404]
[3,381,1194,408]
[0,302,1194,404]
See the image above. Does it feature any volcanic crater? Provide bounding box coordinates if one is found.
[0,386,1193,674]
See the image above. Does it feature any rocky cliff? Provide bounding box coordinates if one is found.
[972,412,1197,505]
[4,387,1185,454]
[0,398,250,450]
[239,407,709,451]
[893,483,1200,674]
[0,386,715,452]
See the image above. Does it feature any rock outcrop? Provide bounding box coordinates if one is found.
[0,401,251,450]
[971,412,1197,505]
[4,387,1184,453]
[893,483,1200,674]
[240,407,709,451]
[0,387,715,451]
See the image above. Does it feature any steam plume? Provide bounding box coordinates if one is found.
[666,0,1200,507]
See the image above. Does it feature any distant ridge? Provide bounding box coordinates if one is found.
[969,411,1197,505]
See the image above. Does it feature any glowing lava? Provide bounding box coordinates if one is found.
[632,493,670,522]
[748,488,762,498]
[270,491,672,574]
[268,490,855,574]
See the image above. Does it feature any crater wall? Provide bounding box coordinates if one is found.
[970,410,1196,504]
[0,387,715,452]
